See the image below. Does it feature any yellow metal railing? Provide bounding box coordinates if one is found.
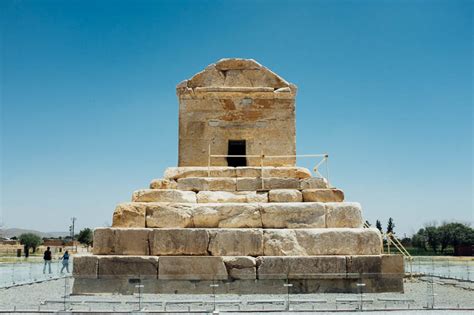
[207,143,330,189]
[386,232,414,277]
[363,223,414,276]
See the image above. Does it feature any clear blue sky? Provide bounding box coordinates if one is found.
[1,0,472,235]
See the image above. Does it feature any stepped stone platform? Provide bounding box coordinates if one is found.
[72,59,404,295]
[73,166,404,294]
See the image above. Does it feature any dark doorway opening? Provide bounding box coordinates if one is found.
[227,140,247,167]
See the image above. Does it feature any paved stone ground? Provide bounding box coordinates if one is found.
[0,277,472,313]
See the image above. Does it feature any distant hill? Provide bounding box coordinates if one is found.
[0,228,69,238]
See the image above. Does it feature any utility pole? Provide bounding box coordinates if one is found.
[71,217,76,239]
[71,217,77,252]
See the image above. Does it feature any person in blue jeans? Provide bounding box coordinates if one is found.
[60,251,70,273]
[43,247,52,274]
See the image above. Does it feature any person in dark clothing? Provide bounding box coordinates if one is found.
[43,246,52,274]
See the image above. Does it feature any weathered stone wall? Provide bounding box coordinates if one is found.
[177,59,297,167]
[73,254,405,294]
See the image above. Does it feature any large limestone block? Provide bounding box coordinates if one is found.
[268,167,312,179]
[132,189,196,203]
[190,205,220,227]
[300,178,330,189]
[228,267,256,280]
[93,228,151,255]
[197,191,268,203]
[263,228,382,256]
[150,229,209,256]
[73,255,98,279]
[112,203,146,228]
[236,178,262,191]
[222,256,256,269]
[295,228,382,255]
[224,69,252,86]
[302,189,344,202]
[260,203,326,228]
[235,167,311,179]
[263,230,306,256]
[287,256,347,279]
[114,228,151,255]
[159,256,228,280]
[164,167,236,179]
[257,256,347,280]
[187,64,226,88]
[146,203,194,228]
[93,228,115,255]
[145,203,263,229]
[222,256,258,280]
[325,202,362,228]
[346,255,382,277]
[236,177,300,191]
[98,256,159,279]
[215,58,261,70]
[235,167,265,178]
[177,178,236,192]
[193,204,262,228]
[149,179,177,189]
[264,178,300,190]
[208,229,263,256]
[268,189,302,202]
[381,255,404,275]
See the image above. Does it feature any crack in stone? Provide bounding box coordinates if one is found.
[147,230,152,256]
[206,230,213,256]
[257,204,265,228]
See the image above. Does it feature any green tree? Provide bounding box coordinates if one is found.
[438,222,474,252]
[387,217,395,235]
[424,226,440,253]
[77,228,93,247]
[412,228,427,251]
[19,233,42,257]
[375,220,383,233]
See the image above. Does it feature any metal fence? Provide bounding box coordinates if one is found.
[0,258,473,312]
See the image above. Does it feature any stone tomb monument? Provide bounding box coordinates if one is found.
[73,58,404,294]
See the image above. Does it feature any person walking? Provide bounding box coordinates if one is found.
[43,247,52,274]
[60,250,70,273]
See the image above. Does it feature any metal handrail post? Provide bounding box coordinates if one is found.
[387,234,391,254]
[208,143,211,177]
[260,150,264,190]
[325,155,330,187]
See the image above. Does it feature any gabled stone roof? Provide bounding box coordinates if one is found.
[177,58,296,93]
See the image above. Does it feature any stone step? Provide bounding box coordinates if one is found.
[112,201,362,229]
[132,189,197,203]
[132,187,341,203]
[73,254,403,293]
[164,166,312,180]
[93,227,382,257]
[170,177,329,192]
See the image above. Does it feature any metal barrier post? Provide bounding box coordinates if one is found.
[357,282,366,311]
[260,150,264,190]
[210,282,219,313]
[208,143,211,177]
[284,282,293,311]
